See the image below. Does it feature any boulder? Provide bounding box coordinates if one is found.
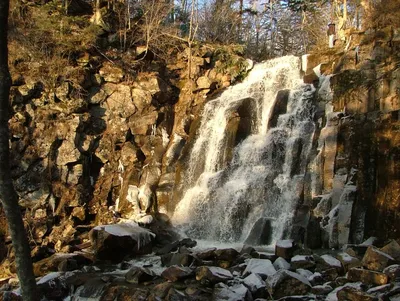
[242,273,267,299]
[291,255,315,270]
[125,266,156,284]
[214,248,240,265]
[161,253,196,267]
[240,245,256,257]
[161,266,193,282]
[33,253,92,277]
[347,268,388,286]
[195,266,233,284]
[316,254,342,272]
[362,246,395,271]
[308,272,324,286]
[196,248,217,260]
[212,283,252,301]
[383,264,400,282]
[243,259,276,279]
[275,240,296,260]
[325,282,363,301]
[156,238,197,255]
[296,269,313,279]
[89,222,155,262]
[336,252,362,272]
[311,283,334,295]
[266,270,311,299]
[37,272,69,300]
[337,286,377,301]
[366,283,392,296]
[273,257,291,271]
[165,288,187,300]
[380,240,400,260]
[152,282,174,299]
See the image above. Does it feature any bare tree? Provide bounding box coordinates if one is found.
[0,0,39,300]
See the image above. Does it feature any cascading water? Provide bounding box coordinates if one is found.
[172,56,316,244]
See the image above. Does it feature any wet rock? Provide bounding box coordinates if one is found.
[73,277,109,299]
[243,259,276,279]
[383,264,400,282]
[244,217,273,246]
[161,253,196,267]
[275,240,296,260]
[214,248,240,265]
[291,255,315,270]
[362,246,395,271]
[347,268,388,286]
[242,273,267,299]
[313,194,332,218]
[303,70,319,85]
[269,90,289,128]
[0,292,22,301]
[266,269,311,299]
[273,257,291,271]
[161,266,193,282]
[195,248,217,260]
[125,266,156,284]
[89,223,155,262]
[37,272,69,300]
[337,286,377,301]
[305,215,322,249]
[195,266,233,284]
[212,283,253,301]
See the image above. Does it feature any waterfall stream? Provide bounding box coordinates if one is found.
[172,56,316,244]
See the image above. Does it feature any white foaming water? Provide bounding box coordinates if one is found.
[172,56,316,244]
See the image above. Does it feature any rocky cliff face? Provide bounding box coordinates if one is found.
[1,25,400,274]
[0,44,250,269]
[302,26,400,248]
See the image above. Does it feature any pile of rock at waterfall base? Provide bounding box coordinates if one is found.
[2,226,400,300]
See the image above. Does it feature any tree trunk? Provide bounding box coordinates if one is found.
[0,1,40,300]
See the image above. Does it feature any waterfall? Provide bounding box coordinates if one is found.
[172,56,316,244]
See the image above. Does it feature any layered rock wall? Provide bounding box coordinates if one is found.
[1,45,249,262]
[303,26,400,247]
